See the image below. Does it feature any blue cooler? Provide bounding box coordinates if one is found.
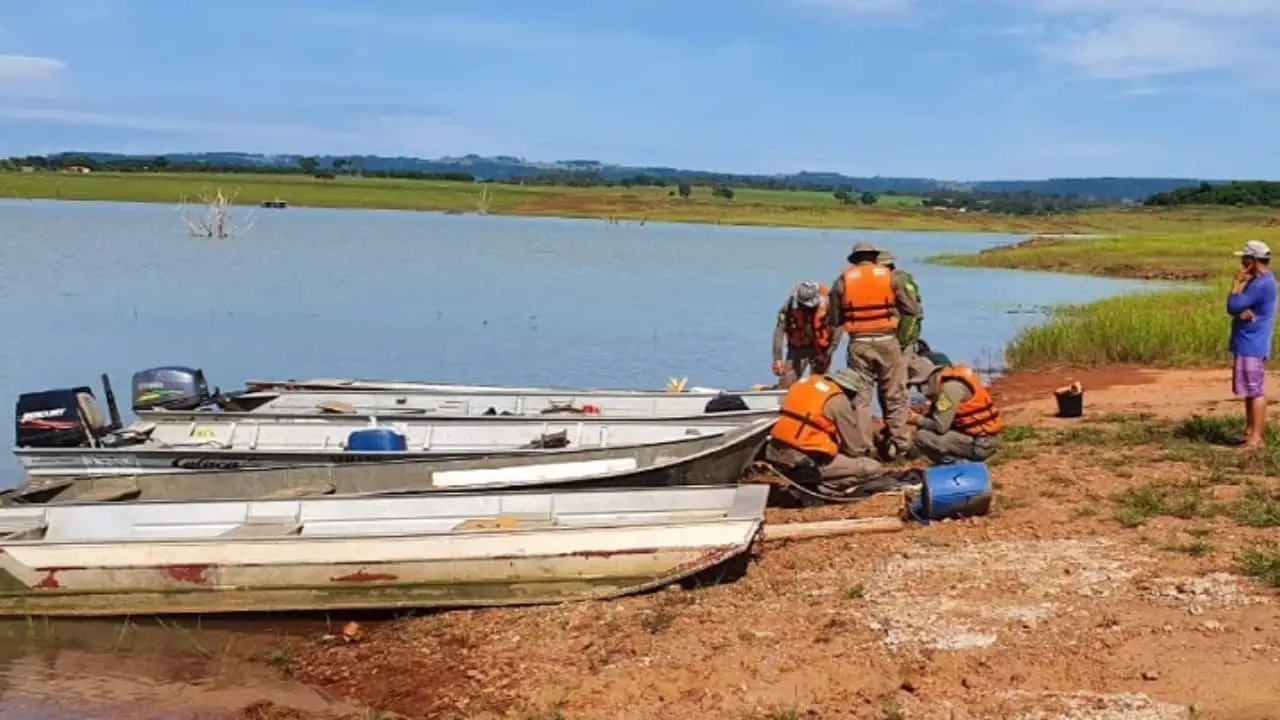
[908,462,993,524]
[346,428,408,452]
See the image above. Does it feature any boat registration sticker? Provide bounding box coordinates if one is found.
[189,425,216,438]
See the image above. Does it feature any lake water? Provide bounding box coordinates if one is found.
[0,199,1164,486]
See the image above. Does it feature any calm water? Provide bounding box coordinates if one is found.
[0,199,1163,485]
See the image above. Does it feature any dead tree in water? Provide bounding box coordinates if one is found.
[179,188,255,238]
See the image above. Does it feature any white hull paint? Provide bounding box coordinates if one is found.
[0,484,768,616]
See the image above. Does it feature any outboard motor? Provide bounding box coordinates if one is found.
[15,386,110,448]
[131,366,212,412]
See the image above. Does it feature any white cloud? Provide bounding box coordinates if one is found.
[1042,14,1244,78]
[793,0,913,14]
[0,55,65,94]
[1011,0,1280,81]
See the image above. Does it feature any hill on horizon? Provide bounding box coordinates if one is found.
[28,150,1230,201]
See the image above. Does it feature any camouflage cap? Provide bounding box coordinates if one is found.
[879,249,896,266]
[793,281,822,308]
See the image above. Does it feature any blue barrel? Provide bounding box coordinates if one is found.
[346,428,408,452]
[908,462,993,524]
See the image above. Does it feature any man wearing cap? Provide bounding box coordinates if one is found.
[765,368,885,494]
[908,351,1004,464]
[879,250,924,360]
[828,242,921,459]
[1227,239,1278,449]
[772,281,841,389]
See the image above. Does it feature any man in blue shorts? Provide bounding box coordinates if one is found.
[1227,239,1277,449]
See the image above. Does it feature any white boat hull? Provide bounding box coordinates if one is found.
[0,484,768,616]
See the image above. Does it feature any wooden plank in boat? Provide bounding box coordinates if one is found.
[451,514,557,532]
[262,483,336,499]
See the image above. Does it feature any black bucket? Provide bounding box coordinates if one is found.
[1055,388,1084,418]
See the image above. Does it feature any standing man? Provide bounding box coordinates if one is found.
[1227,240,1278,449]
[772,281,841,388]
[828,241,921,459]
[879,250,923,361]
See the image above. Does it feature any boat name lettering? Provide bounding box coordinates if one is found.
[83,456,137,467]
[333,454,388,464]
[172,457,250,470]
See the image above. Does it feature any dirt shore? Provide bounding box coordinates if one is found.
[269,367,1279,720]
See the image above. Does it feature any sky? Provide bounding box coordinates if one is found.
[0,0,1278,180]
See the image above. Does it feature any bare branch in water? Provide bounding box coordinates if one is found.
[177,187,256,238]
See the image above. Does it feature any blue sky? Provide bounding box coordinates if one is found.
[0,0,1277,180]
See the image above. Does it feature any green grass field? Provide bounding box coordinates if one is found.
[0,169,1186,234]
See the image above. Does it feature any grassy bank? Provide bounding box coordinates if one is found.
[0,169,1266,234]
[943,224,1280,368]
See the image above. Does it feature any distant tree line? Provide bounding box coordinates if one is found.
[0,152,1128,214]
[1143,181,1280,208]
[0,153,476,183]
[921,191,1122,215]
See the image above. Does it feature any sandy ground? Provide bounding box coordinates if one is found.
[264,368,1280,720]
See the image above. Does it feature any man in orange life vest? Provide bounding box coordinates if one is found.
[909,352,1004,464]
[764,368,885,494]
[771,281,841,389]
[827,241,922,459]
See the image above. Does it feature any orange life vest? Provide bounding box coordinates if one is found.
[839,264,898,335]
[770,375,843,457]
[938,365,1004,436]
[785,283,833,351]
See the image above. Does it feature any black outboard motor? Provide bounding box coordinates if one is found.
[131,366,213,412]
[15,386,110,448]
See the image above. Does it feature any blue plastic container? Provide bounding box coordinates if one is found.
[908,462,993,524]
[346,428,408,452]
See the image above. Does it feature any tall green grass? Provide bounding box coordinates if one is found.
[989,226,1280,368]
[1004,282,1251,368]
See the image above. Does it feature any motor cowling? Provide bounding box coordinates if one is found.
[132,366,212,412]
[15,386,107,448]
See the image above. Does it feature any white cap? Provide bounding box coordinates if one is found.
[1234,239,1272,259]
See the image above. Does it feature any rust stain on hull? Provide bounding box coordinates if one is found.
[569,547,662,559]
[164,564,213,584]
[34,571,60,590]
[32,566,87,591]
[331,569,399,583]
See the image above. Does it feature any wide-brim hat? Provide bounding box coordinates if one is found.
[846,241,881,263]
[827,368,864,394]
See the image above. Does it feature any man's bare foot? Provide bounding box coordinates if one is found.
[1240,439,1266,450]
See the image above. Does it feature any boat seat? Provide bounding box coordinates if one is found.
[219,519,304,538]
[122,421,158,437]
[76,391,109,434]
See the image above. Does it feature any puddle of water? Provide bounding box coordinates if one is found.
[0,617,363,718]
